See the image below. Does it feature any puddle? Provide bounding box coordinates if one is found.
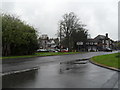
[60,59,89,72]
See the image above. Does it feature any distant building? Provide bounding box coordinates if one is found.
[78,33,115,51]
[38,34,59,49]
[38,34,49,49]
[47,38,59,49]
[41,34,48,39]
[114,40,120,50]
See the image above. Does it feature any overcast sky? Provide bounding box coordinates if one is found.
[2,0,119,40]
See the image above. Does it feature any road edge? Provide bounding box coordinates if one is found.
[89,59,120,72]
[2,66,40,76]
[2,52,86,60]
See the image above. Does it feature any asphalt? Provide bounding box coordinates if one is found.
[2,61,119,88]
[2,51,118,73]
[1,51,119,88]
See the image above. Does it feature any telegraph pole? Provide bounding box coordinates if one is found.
[60,25,62,52]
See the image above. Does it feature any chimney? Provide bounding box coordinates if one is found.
[106,33,108,38]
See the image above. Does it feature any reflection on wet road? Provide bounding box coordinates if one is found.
[3,60,118,88]
[2,51,118,73]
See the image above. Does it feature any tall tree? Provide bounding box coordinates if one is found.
[58,12,88,51]
[2,14,39,56]
[71,28,88,50]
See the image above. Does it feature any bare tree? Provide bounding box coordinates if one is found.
[58,12,86,51]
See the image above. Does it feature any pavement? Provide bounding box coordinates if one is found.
[1,51,120,88]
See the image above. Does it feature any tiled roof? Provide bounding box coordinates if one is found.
[94,35,106,40]
[87,34,113,42]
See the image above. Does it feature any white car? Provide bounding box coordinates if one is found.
[37,49,48,52]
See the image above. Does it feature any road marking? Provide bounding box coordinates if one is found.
[2,66,40,76]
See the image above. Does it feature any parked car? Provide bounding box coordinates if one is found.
[37,49,49,52]
[47,49,57,52]
[104,47,112,52]
[61,49,68,52]
[55,49,60,52]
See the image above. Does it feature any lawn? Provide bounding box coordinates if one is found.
[1,52,81,59]
[91,53,120,69]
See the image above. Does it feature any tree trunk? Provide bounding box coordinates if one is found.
[2,44,11,56]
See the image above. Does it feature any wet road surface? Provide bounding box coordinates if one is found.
[2,51,118,73]
[2,51,119,88]
[3,61,119,88]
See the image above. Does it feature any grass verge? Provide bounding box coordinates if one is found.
[1,52,81,59]
[91,53,120,69]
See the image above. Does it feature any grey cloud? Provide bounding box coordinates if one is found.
[2,0,118,40]
[2,2,15,13]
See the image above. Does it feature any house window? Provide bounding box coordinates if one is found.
[106,40,109,48]
[94,42,97,45]
[106,40,109,44]
[102,40,104,44]
[86,43,89,45]
[91,42,93,45]
[110,41,111,44]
